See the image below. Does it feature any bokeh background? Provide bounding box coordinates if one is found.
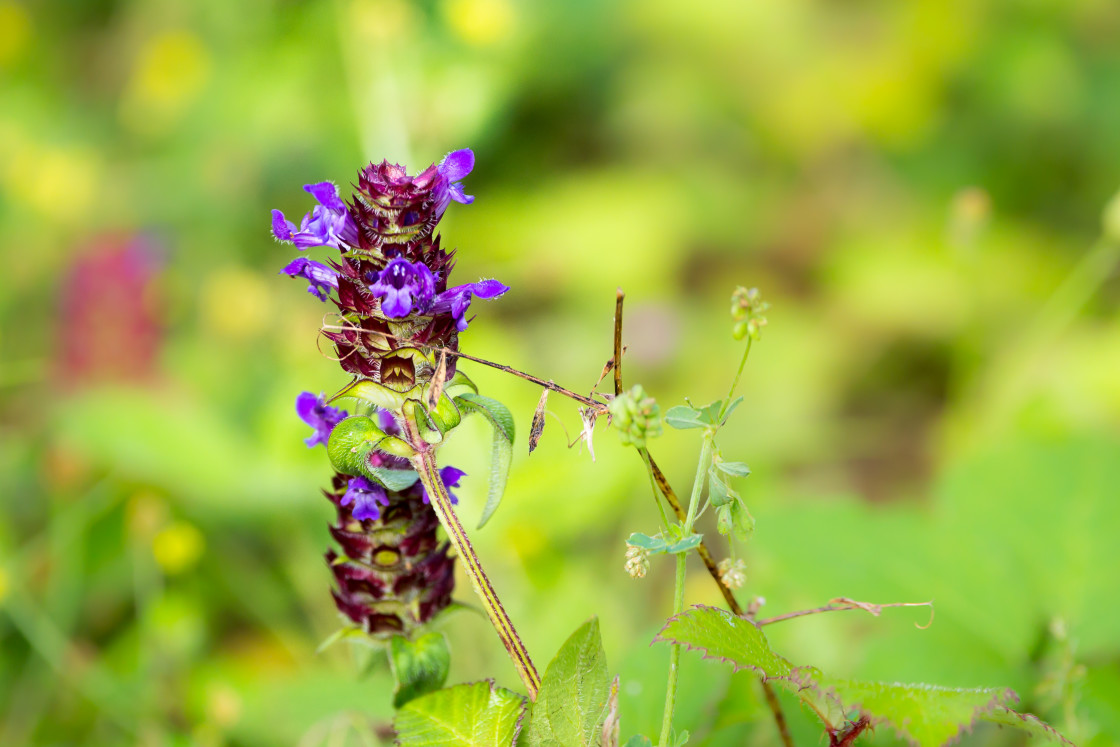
[2,0,1120,744]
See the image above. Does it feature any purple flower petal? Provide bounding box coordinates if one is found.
[304,182,347,212]
[272,210,296,241]
[438,149,474,182]
[368,258,437,318]
[448,183,475,205]
[341,476,390,521]
[295,391,348,448]
[281,257,339,301]
[430,279,510,331]
[421,466,467,505]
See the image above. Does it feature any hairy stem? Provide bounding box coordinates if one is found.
[659,430,716,747]
[406,437,541,699]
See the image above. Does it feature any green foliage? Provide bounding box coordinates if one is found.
[389,632,452,709]
[394,681,526,747]
[657,606,1073,746]
[526,618,611,747]
[626,532,702,555]
[327,415,415,480]
[653,606,795,680]
[455,392,515,528]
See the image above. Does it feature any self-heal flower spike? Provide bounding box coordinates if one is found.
[296,391,348,447]
[368,257,437,318]
[341,476,391,521]
[281,257,339,301]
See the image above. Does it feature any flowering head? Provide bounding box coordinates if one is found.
[369,258,437,318]
[730,286,769,341]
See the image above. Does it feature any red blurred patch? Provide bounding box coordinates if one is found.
[56,234,165,387]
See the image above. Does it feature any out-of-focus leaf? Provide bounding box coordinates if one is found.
[626,532,702,555]
[979,707,1074,746]
[664,406,706,430]
[527,617,610,747]
[394,680,525,747]
[390,632,451,708]
[707,469,737,507]
[720,396,744,424]
[715,461,751,477]
[621,737,653,747]
[455,393,515,528]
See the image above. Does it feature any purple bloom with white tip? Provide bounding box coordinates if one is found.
[341,476,390,521]
[296,391,348,448]
[281,257,339,301]
[421,466,467,505]
[272,182,358,250]
[368,257,437,318]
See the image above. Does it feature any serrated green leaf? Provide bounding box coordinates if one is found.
[715,461,751,477]
[653,606,795,680]
[394,680,525,747]
[626,532,702,555]
[821,678,1015,747]
[456,393,515,529]
[664,405,705,430]
[527,618,610,747]
[979,707,1073,746]
[390,632,452,708]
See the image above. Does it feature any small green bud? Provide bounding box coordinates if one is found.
[717,557,747,590]
[625,545,650,579]
[729,286,770,340]
[609,384,662,449]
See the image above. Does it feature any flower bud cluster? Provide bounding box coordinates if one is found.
[730,286,770,341]
[717,557,747,590]
[609,384,663,449]
[625,545,650,579]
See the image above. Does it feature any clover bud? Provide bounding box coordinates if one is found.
[729,286,770,340]
[717,557,747,590]
[625,545,650,579]
[609,384,662,449]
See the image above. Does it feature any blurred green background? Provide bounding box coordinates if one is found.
[2,0,1120,744]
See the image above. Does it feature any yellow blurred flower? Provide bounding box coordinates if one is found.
[3,141,100,223]
[119,30,212,136]
[201,266,273,340]
[153,521,206,574]
[442,0,514,46]
[0,1,31,67]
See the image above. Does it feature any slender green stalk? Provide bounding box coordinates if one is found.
[404,423,541,699]
[658,429,717,747]
[722,337,753,420]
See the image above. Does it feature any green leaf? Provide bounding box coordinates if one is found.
[455,393,515,529]
[332,378,419,411]
[527,617,610,747]
[626,532,702,555]
[728,498,755,540]
[326,416,385,476]
[664,405,705,430]
[394,680,526,747]
[621,737,653,747]
[695,400,723,425]
[707,469,737,508]
[715,461,751,477]
[720,396,744,424]
[653,606,796,681]
[979,707,1074,746]
[365,466,420,491]
[390,632,452,708]
[820,678,1016,747]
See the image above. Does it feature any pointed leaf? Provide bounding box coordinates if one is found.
[390,632,452,708]
[527,618,610,747]
[456,393,515,528]
[653,606,795,680]
[394,680,526,747]
[720,396,744,424]
[979,707,1074,746]
[626,532,702,555]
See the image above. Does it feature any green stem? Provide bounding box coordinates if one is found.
[721,337,753,421]
[404,425,541,699]
[658,429,717,747]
